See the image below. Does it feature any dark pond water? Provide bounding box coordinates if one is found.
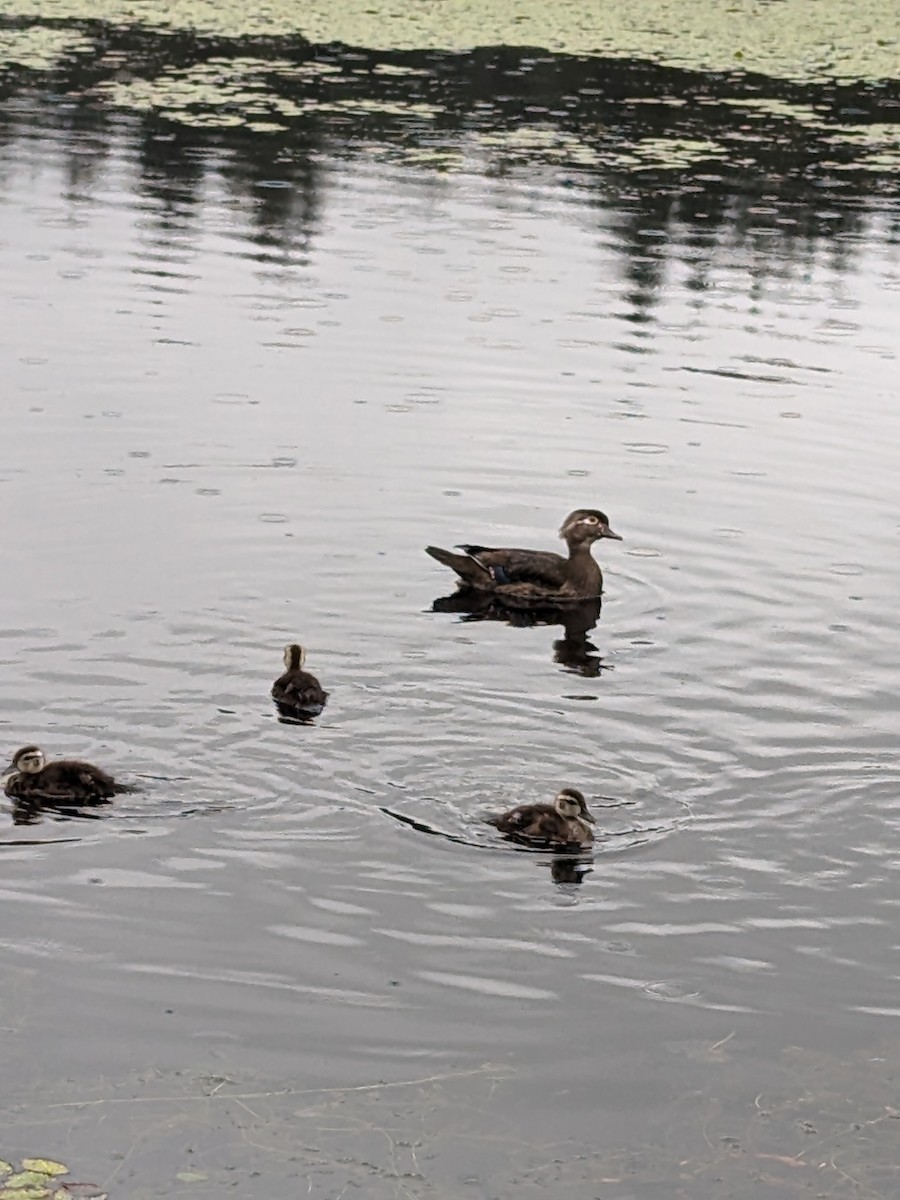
[1,26,899,1200]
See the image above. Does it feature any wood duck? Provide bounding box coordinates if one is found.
[487,787,595,847]
[2,745,135,820]
[271,643,328,718]
[426,509,622,603]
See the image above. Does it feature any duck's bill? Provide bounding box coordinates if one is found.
[583,811,596,823]
[600,525,623,540]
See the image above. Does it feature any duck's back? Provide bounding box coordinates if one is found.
[488,802,564,839]
[456,545,569,588]
[272,668,327,712]
[15,759,121,804]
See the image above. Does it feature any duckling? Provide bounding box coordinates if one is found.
[2,744,135,818]
[487,787,595,847]
[271,643,328,719]
[426,509,622,604]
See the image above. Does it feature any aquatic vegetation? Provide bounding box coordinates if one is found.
[90,57,302,129]
[0,0,897,83]
[0,26,93,70]
[0,0,894,181]
[0,0,897,82]
[0,1158,106,1200]
[600,136,730,171]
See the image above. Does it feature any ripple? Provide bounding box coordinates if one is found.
[66,869,206,889]
[308,897,377,917]
[269,924,363,947]
[582,972,757,1013]
[374,929,574,957]
[417,971,557,1000]
[121,961,398,1007]
[829,562,864,576]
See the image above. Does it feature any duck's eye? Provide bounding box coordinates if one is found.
[582,515,599,525]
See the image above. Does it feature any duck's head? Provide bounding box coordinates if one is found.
[283,643,306,670]
[9,745,46,775]
[553,787,595,823]
[559,509,622,547]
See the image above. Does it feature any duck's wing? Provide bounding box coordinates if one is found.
[76,764,135,796]
[40,761,121,801]
[3,775,26,799]
[273,671,327,711]
[487,803,555,834]
[525,811,573,840]
[456,545,569,589]
[15,780,81,805]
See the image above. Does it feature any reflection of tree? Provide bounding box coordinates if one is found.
[0,22,896,300]
[137,121,208,229]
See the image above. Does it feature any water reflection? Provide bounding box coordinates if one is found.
[549,853,594,888]
[0,31,897,319]
[431,592,606,676]
[11,802,104,825]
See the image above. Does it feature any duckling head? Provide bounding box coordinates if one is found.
[283,643,306,670]
[5,745,46,778]
[554,787,595,823]
[559,509,622,546]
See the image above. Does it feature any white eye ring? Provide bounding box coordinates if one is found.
[583,515,599,525]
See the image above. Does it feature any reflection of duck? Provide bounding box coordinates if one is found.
[271,643,328,720]
[552,596,606,677]
[3,745,135,822]
[550,855,593,886]
[487,788,595,847]
[431,592,606,677]
[426,509,622,603]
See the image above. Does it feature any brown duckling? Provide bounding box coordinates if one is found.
[271,643,328,718]
[487,787,595,847]
[426,509,622,603]
[2,744,135,819]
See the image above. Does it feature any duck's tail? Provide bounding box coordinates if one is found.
[425,545,491,586]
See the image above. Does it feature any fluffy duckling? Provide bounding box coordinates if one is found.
[2,744,135,819]
[487,787,595,847]
[271,643,328,718]
[426,509,622,603]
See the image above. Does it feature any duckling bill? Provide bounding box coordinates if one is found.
[487,787,595,847]
[271,643,328,720]
[2,745,135,821]
[426,509,622,604]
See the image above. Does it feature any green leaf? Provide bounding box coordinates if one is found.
[20,1165,67,1179]
[3,1173,50,1189]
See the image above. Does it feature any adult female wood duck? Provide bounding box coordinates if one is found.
[426,509,622,603]
[487,788,595,847]
[271,643,328,718]
[2,745,135,820]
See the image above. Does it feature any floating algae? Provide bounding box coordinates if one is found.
[1,0,898,83]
